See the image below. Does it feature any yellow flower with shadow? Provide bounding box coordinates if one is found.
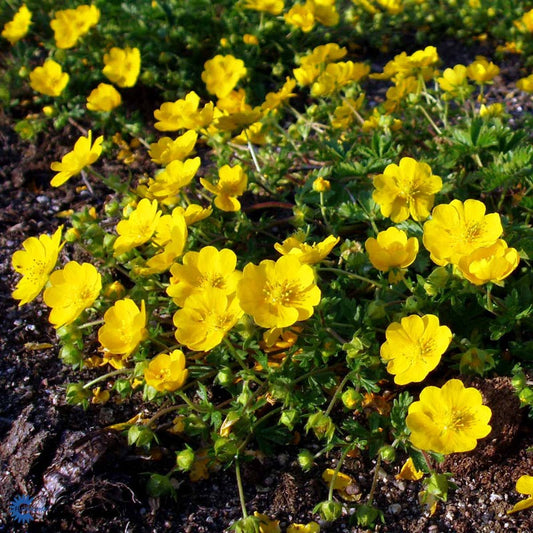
[146,157,201,204]
[253,512,281,533]
[87,83,122,112]
[144,350,188,392]
[466,56,499,85]
[373,157,442,223]
[309,0,339,26]
[30,59,69,97]
[113,198,162,256]
[200,164,248,212]
[237,255,321,329]
[12,226,63,306]
[173,288,243,351]
[311,61,370,97]
[103,46,141,88]
[202,55,247,99]
[50,130,103,187]
[91,387,110,405]
[284,4,315,32]
[43,261,101,328]
[322,468,361,501]
[456,239,520,286]
[274,233,340,264]
[406,379,492,454]
[287,522,320,532]
[422,199,503,266]
[174,204,213,225]
[261,77,297,113]
[167,246,242,307]
[2,4,32,45]
[154,92,214,131]
[437,65,472,100]
[395,457,424,481]
[507,475,533,514]
[365,227,418,280]
[380,314,452,385]
[50,5,100,49]
[98,299,147,362]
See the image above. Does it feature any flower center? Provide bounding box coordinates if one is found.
[264,281,297,307]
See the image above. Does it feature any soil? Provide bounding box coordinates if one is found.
[1,49,533,532]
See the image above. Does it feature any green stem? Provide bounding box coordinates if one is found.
[328,445,353,501]
[77,318,104,329]
[367,455,382,504]
[325,373,352,416]
[318,267,385,289]
[418,105,442,135]
[83,368,132,389]
[235,457,248,518]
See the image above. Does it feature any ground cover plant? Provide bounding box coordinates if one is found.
[2,0,533,531]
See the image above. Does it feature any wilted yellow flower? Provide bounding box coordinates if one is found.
[167,246,242,307]
[395,457,424,481]
[91,387,110,405]
[12,227,63,306]
[274,233,339,264]
[50,5,100,49]
[456,239,520,286]
[507,475,533,514]
[29,59,69,97]
[284,4,315,32]
[287,522,320,533]
[422,199,503,266]
[322,469,360,501]
[437,65,472,100]
[237,255,321,329]
[113,198,162,256]
[253,512,281,533]
[144,350,188,392]
[43,261,102,328]
[406,379,492,454]
[98,299,147,360]
[373,157,442,223]
[202,55,247,99]
[2,4,32,45]
[200,164,248,212]
[466,56,499,84]
[146,157,201,204]
[103,46,141,88]
[154,92,214,131]
[173,288,243,351]
[87,83,122,112]
[365,227,418,272]
[380,314,452,385]
[243,0,284,15]
[50,130,103,187]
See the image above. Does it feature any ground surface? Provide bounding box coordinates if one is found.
[1,46,533,532]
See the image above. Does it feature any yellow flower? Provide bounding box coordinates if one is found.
[50,5,100,49]
[237,255,321,329]
[507,475,533,514]
[2,4,32,45]
[113,198,162,256]
[91,387,110,405]
[311,61,370,97]
[103,46,141,88]
[144,350,188,392]
[253,512,281,533]
[362,109,402,133]
[437,65,472,100]
[177,204,213,225]
[98,299,147,359]
[312,176,331,192]
[466,56,499,84]
[372,157,442,223]
[322,469,360,501]
[284,4,315,32]
[479,103,504,117]
[365,227,418,272]
[216,89,251,114]
[456,239,520,286]
[87,83,122,112]
[384,76,418,113]
[380,314,452,385]
[371,46,438,82]
[232,121,266,145]
[243,0,284,15]
[243,33,259,45]
[200,164,248,212]
[376,0,403,14]
[261,77,297,113]
[149,131,198,167]
[43,261,102,328]
[287,522,320,533]
[50,130,103,187]
[395,457,424,481]
[406,379,492,454]
[202,55,247,99]
[514,8,533,33]
[146,157,201,204]
[29,59,69,97]
[517,74,533,93]
[12,226,63,306]
[309,0,339,26]
[173,288,243,351]
[167,246,242,307]
[274,233,340,264]
[154,92,214,131]
[331,94,364,129]
[422,199,503,266]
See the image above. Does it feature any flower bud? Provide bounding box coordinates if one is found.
[314,500,342,522]
[176,447,195,471]
[298,449,314,471]
[379,445,396,463]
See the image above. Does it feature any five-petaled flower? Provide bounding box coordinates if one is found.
[406,379,492,454]
[507,475,533,514]
[1,4,32,45]
[200,164,248,212]
[103,46,141,88]
[144,350,188,392]
[29,59,69,97]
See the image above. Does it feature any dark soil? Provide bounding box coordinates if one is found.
[2,48,533,532]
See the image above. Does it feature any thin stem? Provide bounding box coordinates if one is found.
[83,368,132,389]
[318,267,385,289]
[325,373,352,416]
[418,105,442,135]
[77,318,104,329]
[328,445,353,501]
[367,455,382,504]
[147,404,186,427]
[235,458,248,518]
